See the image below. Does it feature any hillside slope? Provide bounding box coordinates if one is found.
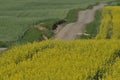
[0,0,111,42]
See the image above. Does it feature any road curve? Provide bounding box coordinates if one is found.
[55,4,106,40]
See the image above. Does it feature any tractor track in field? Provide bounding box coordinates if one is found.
[0,48,7,52]
[55,3,106,40]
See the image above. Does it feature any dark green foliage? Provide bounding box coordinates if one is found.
[14,27,54,45]
[0,41,8,47]
[37,19,59,30]
[20,27,43,42]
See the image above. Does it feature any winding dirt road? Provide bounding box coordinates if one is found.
[55,4,106,40]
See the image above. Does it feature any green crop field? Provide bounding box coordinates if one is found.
[0,0,112,43]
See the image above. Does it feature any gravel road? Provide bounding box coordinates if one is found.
[55,4,106,40]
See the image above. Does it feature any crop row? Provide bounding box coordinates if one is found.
[96,6,120,39]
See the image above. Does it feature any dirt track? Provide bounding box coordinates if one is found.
[0,48,7,52]
[55,4,106,40]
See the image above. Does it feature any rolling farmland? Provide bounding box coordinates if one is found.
[0,0,120,80]
[0,0,112,42]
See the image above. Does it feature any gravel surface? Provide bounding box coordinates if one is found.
[55,4,106,40]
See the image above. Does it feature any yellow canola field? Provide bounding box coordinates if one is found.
[96,6,120,39]
[105,58,120,80]
[0,40,120,80]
